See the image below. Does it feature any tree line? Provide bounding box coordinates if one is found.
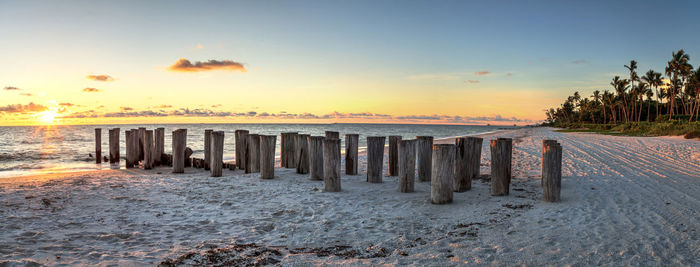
[546,50,700,125]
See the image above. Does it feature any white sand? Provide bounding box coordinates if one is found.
[0,127,698,266]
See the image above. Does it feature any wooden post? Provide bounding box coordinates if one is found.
[431,144,455,204]
[143,130,154,169]
[204,129,213,171]
[210,131,224,177]
[126,129,139,168]
[154,128,164,166]
[125,130,133,168]
[308,136,325,180]
[235,130,249,170]
[345,134,359,175]
[281,132,298,168]
[542,140,562,202]
[323,138,341,192]
[296,134,310,174]
[108,128,119,164]
[94,128,102,164]
[388,136,401,176]
[416,136,434,182]
[454,137,483,192]
[398,139,416,193]
[490,138,512,196]
[246,133,261,173]
[184,147,193,167]
[172,129,187,173]
[138,127,146,161]
[366,136,386,183]
[325,131,339,139]
[260,135,276,179]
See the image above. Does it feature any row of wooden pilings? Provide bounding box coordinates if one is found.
[95,128,562,203]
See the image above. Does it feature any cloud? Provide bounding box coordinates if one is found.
[212,104,222,108]
[86,75,114,81]
[474,70,490,75]
[0,102,48,113]
[168,58,246,72]
[196,44,203,49]
[3,86,20,90]
[82,87,101,92]
[120,107,134,111]
[157,105,172,108]
[59,103,75,106]
[466,80,480,83]
[20,93,33,96]
[505,73,513,77]
[572,59,589,64]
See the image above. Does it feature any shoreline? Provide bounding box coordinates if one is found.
[1,127,698,265]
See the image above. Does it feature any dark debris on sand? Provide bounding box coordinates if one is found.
[158,242,392,266]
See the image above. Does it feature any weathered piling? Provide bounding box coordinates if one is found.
[398,139,417,193]
[246,134,261,173]
[388,136,401,176]
[308,136,325,180]
[143,130,154,169]
[431,144,455,204]
[108,128,119,164]
[260,135,276,179]
[345,134,359,175]
[210,131,224,177]
[138,127,146,161]
[125,129,138,168]
[490,138,512,196]
[94,128,102,164]
[281,132,298,168]
[154,128,164,166]
[184,147,193,167]
[204,129,213,171]
[235,130,249,170]
[323,138,341,192]
[172,129,187,173]
[325,131,339,139]
[454,137,483,192]
[416,136,434,182]
[542,140,562,202]
[124,130,132,168]
[296,134,310,174]
[366,136,386,183]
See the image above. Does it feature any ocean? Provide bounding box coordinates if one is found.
[0,123,508,178]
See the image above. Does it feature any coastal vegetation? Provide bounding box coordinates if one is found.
[545,49,700,138]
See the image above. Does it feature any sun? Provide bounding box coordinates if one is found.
[35,110,58,124]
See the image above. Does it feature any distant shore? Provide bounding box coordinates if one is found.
[1,127,698,266]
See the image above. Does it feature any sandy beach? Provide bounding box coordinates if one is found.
[1,127,698,266]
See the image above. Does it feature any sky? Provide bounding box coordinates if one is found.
[1,0,699,126]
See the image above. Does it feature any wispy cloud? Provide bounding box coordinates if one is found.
[466,80,480,83]
[0,102,48,113]
[59,103,75,106]
[86,75,114,82]
[572,59,589,64]
[505,73,513,77]
[474,70,490,75]
[82,87,101,92]
[20,93,33,96]
[120,107,134,111]
[3,86,20,90]
[168,58,246,72]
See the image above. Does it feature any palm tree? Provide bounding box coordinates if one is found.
[642,70,663,121]
[625,60,638,121]
[665,50,691,119]
[645,87,653,121]
[603,90,615,124]
[637,82,648,121]
[611,76,630,122]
